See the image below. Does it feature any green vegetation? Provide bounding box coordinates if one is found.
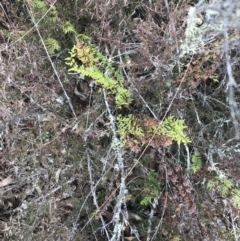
[117,114,191,146]
[44,37,60,54]
[117,114,144,142]
[152,116,191,145]
[191,150,202,173]
[208,176,240,208]
[65,25,133,108]
[140,171,161,206]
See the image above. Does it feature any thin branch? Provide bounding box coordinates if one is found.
[25,3,77,118]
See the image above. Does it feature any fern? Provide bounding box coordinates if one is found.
[116,114,191,147]
[191,150,202,173]
[77,34,90,41]
[31,0,45,10]
[115,87,133,108]
[140,196,153,206]
[154,116,191,145]
[65,34,133,108]
[209,73,219,83]
[218,177,234,197]
[207,176,234,197]
[30,0,57,23]
[140,171,161,206]
[44,38,60,54]
[207,180,215,189]
[117,114,144,141]
[27,0,58,51]
[62,21,76,34]
[232,189,240,208]
[207,171,240,208]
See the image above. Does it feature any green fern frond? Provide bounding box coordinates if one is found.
[140,196,153,206]
[117,114,143,140]
[207,180,215,189]
[77,34,90,41]
[140,171,161,206]
[62,21,76,34]
[115,87,133,108]
[116,114,191,146]
[218,177,234,197]
[154,116,191,145]
[31,0,45,10]
[207,176,234,197]
[65,36,132,108]
[31,0,57,23]
[44,38,60,54]
[232,189,240,208]
[191,150,202,173]
[207,171,240,208]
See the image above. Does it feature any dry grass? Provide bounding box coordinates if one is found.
[0,0,240,240]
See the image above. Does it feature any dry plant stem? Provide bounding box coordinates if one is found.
[117,49,158,119]
[103,89,127,241]
[0,2,10,23]
[229,210,238,241]
[0,0,57,52]
[150,165,168,241]
[164,0,170,13]
[81,89,128,238]
[87,150,111,240]
[85,86,93,129]
[10,81,48,112]
[184,143,191,170]
[146,197,158,241]
[0,170,47,195]
[70,165,104,240]
[81,57,192,234]
[35,178,75,202]
[26,3,77,118]
[223,26,240,139]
